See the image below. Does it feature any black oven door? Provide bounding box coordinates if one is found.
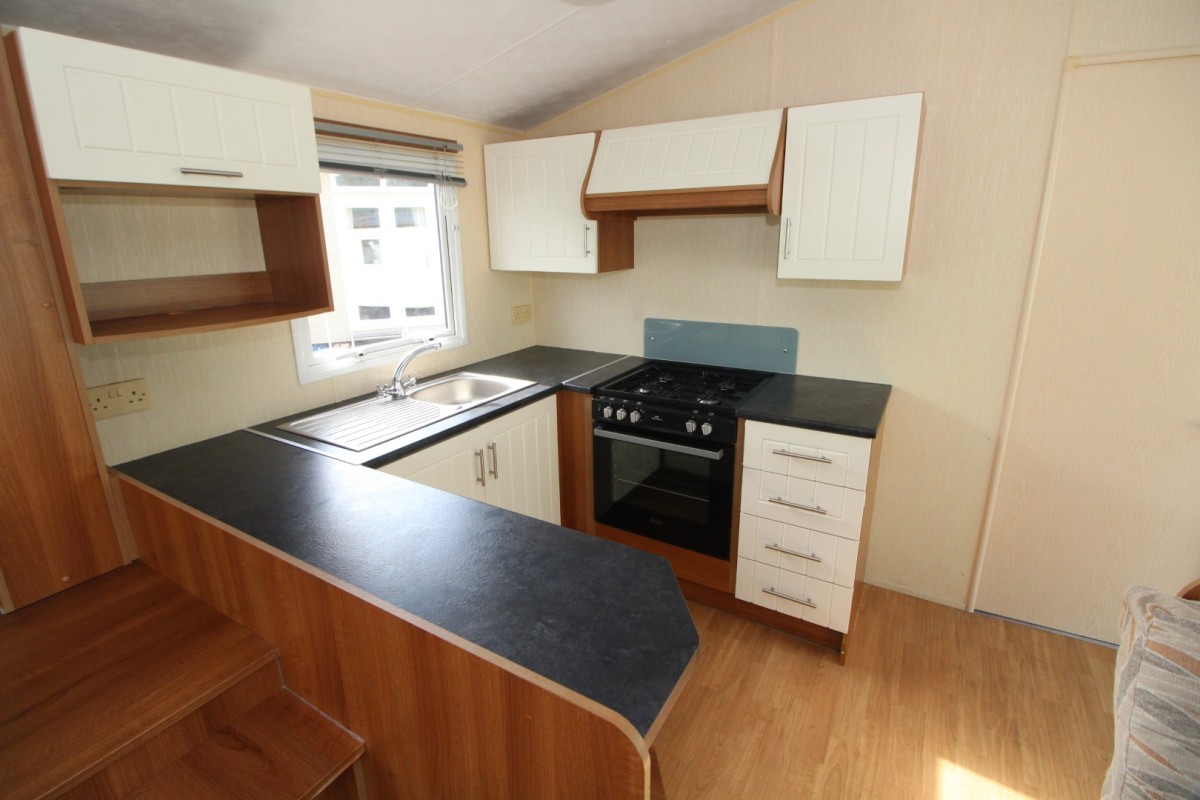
[592,426,734,559]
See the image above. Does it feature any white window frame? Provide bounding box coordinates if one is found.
[290,179,467,385]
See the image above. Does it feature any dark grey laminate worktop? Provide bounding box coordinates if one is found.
[116,431,697,738]
[739,374,892,438]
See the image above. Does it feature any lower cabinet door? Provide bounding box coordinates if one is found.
[378,432,486,503]
[377,397,560,524]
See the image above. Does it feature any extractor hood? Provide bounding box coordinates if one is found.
[582,109,785,219]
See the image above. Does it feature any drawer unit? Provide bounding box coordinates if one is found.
[736,420,874,637]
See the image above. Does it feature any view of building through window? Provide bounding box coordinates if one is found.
[299,171,460,369]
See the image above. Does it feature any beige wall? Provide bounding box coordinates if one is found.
[526,0,1200,609]
[77,90,530,466]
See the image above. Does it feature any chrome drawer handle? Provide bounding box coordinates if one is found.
[768,496,827,515]
[764,586,817,609]
[771,448,832,464]
[487,442,499,479]
[764,543,822,563]
[179,167,245,178]
[475,448,486,487]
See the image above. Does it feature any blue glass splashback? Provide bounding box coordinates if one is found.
[644,319,798,374]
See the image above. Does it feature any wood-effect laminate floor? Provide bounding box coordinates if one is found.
[654,585,1116,800]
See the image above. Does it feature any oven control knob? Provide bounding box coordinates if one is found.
[602,405,614,419]
[629,409,642,423]
[616,408,628,421]
[685,419,697,434]
[701,422,713,436]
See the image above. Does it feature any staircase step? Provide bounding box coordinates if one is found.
[0,563,278,799]
[124,689,364,799]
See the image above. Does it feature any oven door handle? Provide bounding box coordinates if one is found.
[593,426,725,461]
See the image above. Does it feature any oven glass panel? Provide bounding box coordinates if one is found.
[594,430,733,559]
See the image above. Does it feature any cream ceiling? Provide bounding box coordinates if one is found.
[0,0,797,130]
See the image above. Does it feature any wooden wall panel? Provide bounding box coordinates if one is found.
[118,476,652,799]
[0,35,122,610]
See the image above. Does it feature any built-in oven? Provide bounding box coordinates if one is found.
[592,423,734,559]
[590,360,772,561]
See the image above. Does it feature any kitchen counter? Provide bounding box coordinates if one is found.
[116,345,892,741]
[116,429,697,738]
[739,373,892,438]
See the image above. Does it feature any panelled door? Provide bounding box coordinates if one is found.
[975,55,1200,642]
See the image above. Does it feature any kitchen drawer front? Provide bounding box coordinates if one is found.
[744,420,871,490]
[735,558,853,632]
[737,513,857,588]
[741,468,865,540]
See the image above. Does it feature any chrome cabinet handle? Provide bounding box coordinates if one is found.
[475,449,486,486]
[583,223,591,256]
[783,217,792,260]
[772,448,832,464]
[763,586,816,609]
[487,442,499,479]
[768,496,827,515]
[179,167,244,178]
[764,543,822,563]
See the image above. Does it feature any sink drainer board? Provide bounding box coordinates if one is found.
[278,397,448,452]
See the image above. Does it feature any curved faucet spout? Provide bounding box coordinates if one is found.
[382,340,443,398]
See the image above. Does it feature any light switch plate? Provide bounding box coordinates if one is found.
[89,378,150,420]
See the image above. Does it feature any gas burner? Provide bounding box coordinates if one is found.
[596,360,773,412]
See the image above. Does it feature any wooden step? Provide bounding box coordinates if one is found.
[0,562,363,799]
[124,689,364,799]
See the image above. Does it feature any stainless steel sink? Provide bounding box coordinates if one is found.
[276,372,534,452]
[407,372,533,407]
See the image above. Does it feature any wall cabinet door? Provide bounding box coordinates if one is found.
[484,134,599,273]
[379,397,560,524]
[777,93,922,282]
[14,27,319,193]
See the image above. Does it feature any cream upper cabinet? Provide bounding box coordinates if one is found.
[777,93,922,282]
[485,133,599,273]
[13,27,319,193]
[585,109,783,196]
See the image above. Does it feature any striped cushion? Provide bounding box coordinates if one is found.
[1102,585,1200,799]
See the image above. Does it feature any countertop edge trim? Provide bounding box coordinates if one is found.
[112,471,656,751]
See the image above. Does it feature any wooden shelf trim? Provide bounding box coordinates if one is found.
[88,301,328,343]
[82,272,274,321]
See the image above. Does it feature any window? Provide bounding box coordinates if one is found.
[350,207,380,228]
[291,171,466,383]
[291,121,467,385]
[360,239,382,264]
[394,207,426,228]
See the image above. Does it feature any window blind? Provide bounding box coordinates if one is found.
[314,119,466,186]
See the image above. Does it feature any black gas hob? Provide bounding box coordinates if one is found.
[591,360,773,445]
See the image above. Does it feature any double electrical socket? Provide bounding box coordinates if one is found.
[89,378,150,420]
[511,304,533,325]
